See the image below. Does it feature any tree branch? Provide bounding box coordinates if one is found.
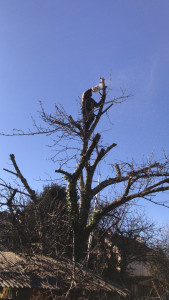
[3,168,18,177]
[7,189,17,207]
[91,176,128,198]
[114,163,121,177]
[74,133,101,179]
[55,169,72,179]
[88,182,169,232]
[9,154,37,203]
[91,143,117,173]
[101,94,131,115]
[0,183,31,198]
[68,115,82,135]
[127,162,160,176]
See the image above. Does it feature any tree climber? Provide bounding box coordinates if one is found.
[82,82,103,131]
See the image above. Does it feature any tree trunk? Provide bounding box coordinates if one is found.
[73,227,89,261]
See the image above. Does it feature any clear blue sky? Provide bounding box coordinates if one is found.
[0,0,169,225]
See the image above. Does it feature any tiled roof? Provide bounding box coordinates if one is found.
[0,251,128,297]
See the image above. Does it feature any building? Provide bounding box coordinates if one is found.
[0,251,129,300]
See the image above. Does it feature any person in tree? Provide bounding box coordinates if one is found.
[82,84,102,131]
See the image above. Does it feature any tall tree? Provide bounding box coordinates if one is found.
[1,77,169,261]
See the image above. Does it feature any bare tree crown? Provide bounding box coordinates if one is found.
[1,77,169,259]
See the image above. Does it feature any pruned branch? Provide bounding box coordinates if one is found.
[55,169,72,179]
[114,163,121,178]
[123,179,132,196]
[92,143,117,172]
[9,154,37,203]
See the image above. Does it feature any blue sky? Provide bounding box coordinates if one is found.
[0,0,169,225]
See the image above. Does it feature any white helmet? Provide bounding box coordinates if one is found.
[92,85,101,93]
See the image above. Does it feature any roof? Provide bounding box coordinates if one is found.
[139,278,169,287]
[0,251,128,297]
[110,233,152,257]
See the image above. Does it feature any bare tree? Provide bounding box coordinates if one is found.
[86,205,158,281]
[147,228,169,300]
[1,77,169,261]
